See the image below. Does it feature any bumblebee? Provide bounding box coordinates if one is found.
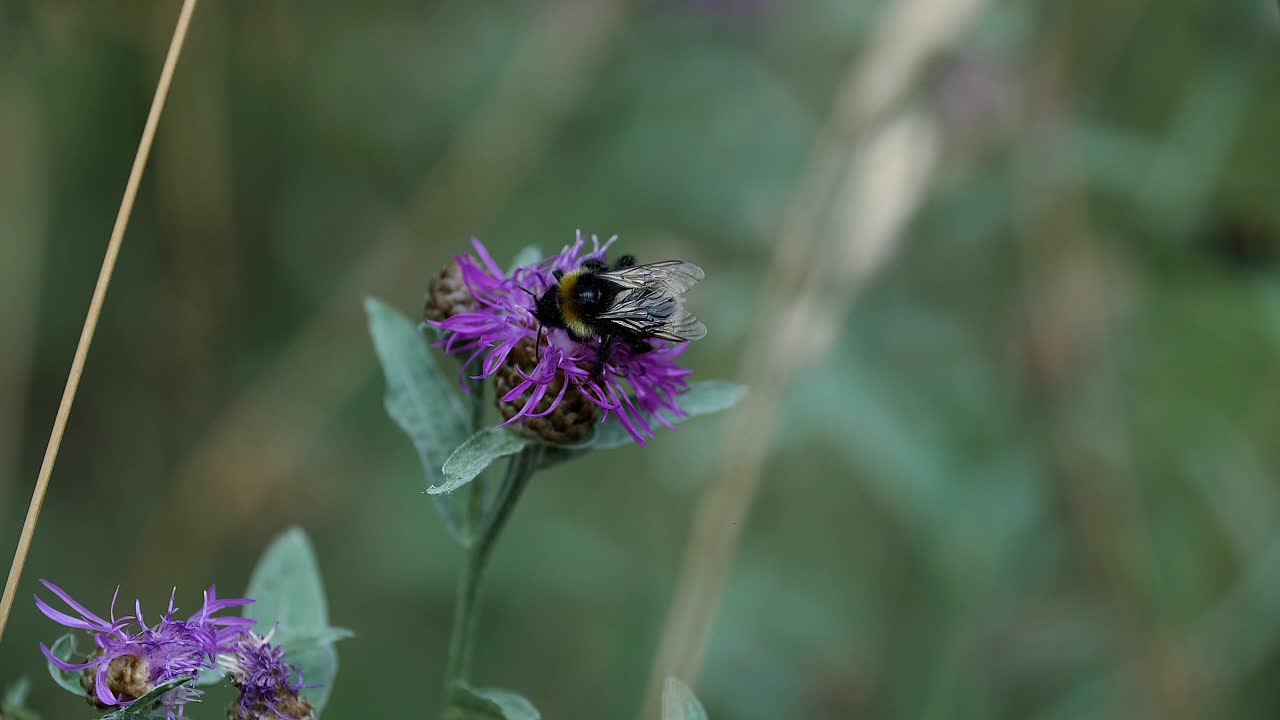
[531,254,707,376]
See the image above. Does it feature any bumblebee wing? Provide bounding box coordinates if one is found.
[599,260,705,296]
[597,289,708,343]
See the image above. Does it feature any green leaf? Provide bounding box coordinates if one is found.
[3,676,30,706]
[367,296,471,539]
[662,677,709,720]
[542,381,747,466]
[98,675,193,720]
[454,683,540,720]
[595,380,746,450]
[246,527,331,630]
[283,643,337,708]
[46,633,87,696]
[434,427,533,494]
[508,245,545,274]
[273,626,357,647]
[244,527,348,714]
[3,676,41,720]
[192,667,225,687]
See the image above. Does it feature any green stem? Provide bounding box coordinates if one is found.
[441,443,542,717]
[465,376,488,541]
[467,375,487,432]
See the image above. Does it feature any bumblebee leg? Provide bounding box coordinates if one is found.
[553,269,565,281]
[591,335,617,378]
[582,258,608,273]
[612,255,635,270]
[628,338,654,354]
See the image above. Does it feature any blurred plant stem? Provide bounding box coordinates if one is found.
[442,444,543,719]
[153,0,237,429]
[0,0,200,644]
[1007,1,1223,717]
[0,60,48,496]
[640,0,982,714]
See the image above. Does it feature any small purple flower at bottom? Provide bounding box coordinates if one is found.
[431,232,697,446]
[220,629,314,720]
[36,579,254,719]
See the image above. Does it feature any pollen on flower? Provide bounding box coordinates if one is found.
[429,232,695,447]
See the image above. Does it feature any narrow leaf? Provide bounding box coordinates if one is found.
[434,428,533,494]
[46,633,87,696]
[454,683,541,720]
[366,297,470,537]
[2,676,40,720]
[98,675,192,720]
[594,380,747,450]
[3,676,30,706]
[508,245,545,274]
[667,380,748,417]
[662,677,709,720]
[244,528,346,713]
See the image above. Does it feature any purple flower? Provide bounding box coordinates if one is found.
[36,580,254,719]
[432,232,695,446]
[221,629,313,720]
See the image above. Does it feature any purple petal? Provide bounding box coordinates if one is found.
[94,662,120,706]
[40,642,98,671]
[577,380,617,409]
[470,237,505,279]
[38,580,112,627]
[614,405,644,447]
[198,597,253,617]
[109,586,122,624]
[519,383,549,417]
[500,379,534,404]
[34,594,110,632]
[525,379,569,418]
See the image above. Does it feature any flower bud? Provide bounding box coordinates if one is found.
[423,260,475,322]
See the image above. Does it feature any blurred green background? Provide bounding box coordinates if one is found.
[4,0,1280,717]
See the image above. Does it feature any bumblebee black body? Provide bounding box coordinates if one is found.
[531,253,704,378]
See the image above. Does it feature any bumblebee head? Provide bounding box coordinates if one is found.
[532,285,560,327]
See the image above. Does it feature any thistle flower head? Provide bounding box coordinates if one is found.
[431,232,695,446]
[220,628,313,720]
[35,580,254,719]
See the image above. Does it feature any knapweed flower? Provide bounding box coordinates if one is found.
[36,580,254,719]
[430,232,696,446]
[220,629,314,720]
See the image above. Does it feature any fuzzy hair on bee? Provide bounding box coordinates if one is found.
[531,254,707,377]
